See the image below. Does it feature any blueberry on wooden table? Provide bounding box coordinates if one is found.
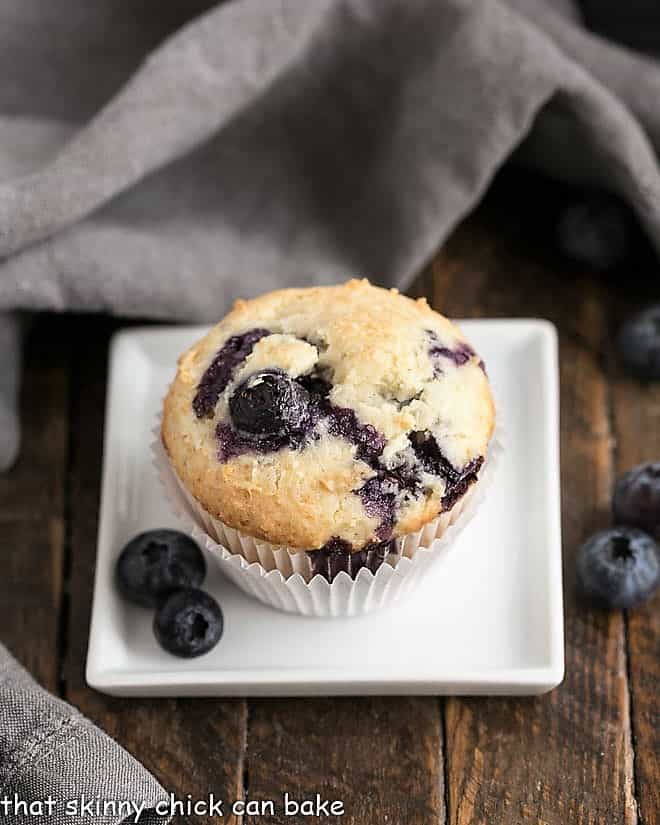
[617,305,660,380]
[613,462,660,537]
[154,588,224,658]
[555,193,629,271]
[576,526,660,609]
[116,529,206,607]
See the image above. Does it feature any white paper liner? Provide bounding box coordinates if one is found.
[152,421,502,617]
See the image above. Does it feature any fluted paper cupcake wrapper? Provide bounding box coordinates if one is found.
[152,428,502,617]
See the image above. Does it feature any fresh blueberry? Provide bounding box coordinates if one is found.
[116,529,206,608]
[154,588,223,658]
[229,370,312,437]
[613,462,660,537]
[617,305,660,380]
[555,194,629,270]
[576,527,660,609]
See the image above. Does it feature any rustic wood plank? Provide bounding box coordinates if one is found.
[0,316,69,521]
[0,517,64,693]
[62,315,247,825]
[609,295,660,825]
[0,314,69,692]
[245,697,444,825]
[428,178,637,825]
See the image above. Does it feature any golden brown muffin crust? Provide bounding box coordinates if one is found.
[162,280,494,549]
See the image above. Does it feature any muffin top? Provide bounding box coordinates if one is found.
[162,280,495,552]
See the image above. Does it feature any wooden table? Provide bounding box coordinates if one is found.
[1,170,658,825]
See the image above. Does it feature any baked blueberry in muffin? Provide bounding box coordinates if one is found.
[162,280,495,580]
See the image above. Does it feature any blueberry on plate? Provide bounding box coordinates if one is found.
[555,194,629,271]
[613,462,660,537]
[154,588,223,658]
[229,370,312,436]
[617,305,660,380]
[576,527,660,609]
[116,529,206,608]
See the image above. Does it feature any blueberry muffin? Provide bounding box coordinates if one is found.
[162,280,494,580]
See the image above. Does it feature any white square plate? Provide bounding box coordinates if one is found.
[87,320,563,696]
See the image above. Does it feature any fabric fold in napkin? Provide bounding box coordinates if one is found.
[0,644,171,825]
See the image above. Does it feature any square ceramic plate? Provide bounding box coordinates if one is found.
[86,320,563,696]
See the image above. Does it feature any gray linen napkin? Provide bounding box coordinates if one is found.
[0,644,170,825]
[1,0,660,470]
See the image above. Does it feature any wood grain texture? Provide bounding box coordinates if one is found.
[429,183,637,825]
[609,295,660,825]
[0,317,69,523]
[0,315,69,692]
[245,697,444,825]
[61,317,247,825]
